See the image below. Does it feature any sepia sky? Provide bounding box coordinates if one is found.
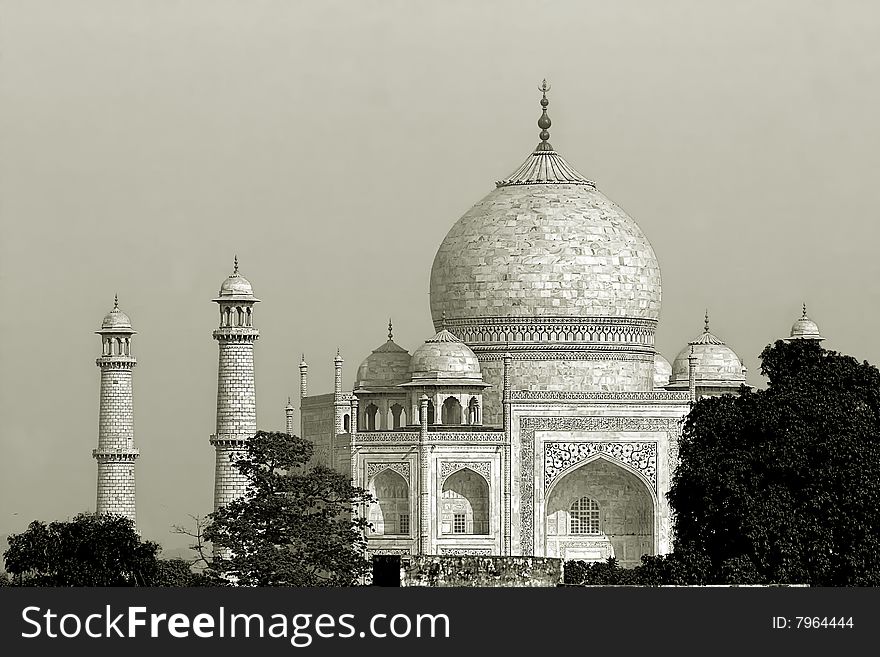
[2,0,880,556]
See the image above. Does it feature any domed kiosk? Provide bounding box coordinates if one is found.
[788,304,824,341]
[400,323,490,426]
[667,312,747,398]
[430,81,661,423]
[354,321,412,430]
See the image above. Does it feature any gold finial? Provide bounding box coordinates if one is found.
[113,294,118,311]
[388,318,393,341]
[537,79,552,147]
[441,310,448,330]
[704,309,710,334]
[233,255,239,275]
[802,303,808,318]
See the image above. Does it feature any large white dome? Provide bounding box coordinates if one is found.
[430,181,661,324]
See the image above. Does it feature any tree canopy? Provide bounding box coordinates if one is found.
[3,513,161,586]
[203,430,373,586]
[668,338,880,585]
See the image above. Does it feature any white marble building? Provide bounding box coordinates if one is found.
[292,82,830,565]
[191,83,824,565]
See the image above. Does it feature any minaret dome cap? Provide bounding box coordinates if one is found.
[214,256,260,302]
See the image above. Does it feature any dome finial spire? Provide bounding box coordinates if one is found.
[113,293,119,311]
[441,310,448,330]
[802,302,808,318]
[537,79,552,150]
[233,255,239,275]
[388,317,393,341]
[704,309,710,334]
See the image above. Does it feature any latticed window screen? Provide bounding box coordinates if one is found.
[398,513,410,535]
[453,513,466,533]
[569,497,601,534]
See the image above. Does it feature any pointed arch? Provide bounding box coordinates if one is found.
[441,396,462,425]
[368,469,410,536]
[440,468,489,535]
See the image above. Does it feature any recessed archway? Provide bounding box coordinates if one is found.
[440,468,489,535]
[545,457,654,567]
[368,469,410,536]
[441,397,462,425]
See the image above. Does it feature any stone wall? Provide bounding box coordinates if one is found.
[478,355,655,424]
[301,394,336,468]
[402,555,562,587]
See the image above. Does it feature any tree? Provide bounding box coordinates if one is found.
[3,513,160,586]
[668,338,880,585]
[203,431,373,586]
[153,558,211,587]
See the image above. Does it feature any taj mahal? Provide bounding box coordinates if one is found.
[91,82,825,567]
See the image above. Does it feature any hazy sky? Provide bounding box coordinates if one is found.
[2,0,880,556]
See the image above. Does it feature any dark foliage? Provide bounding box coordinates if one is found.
[203,431,373,586]
[669,339,880,585]
[153,558,212,587]
[3,513,160,586]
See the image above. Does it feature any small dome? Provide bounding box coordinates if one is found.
[653,353,672,388]
[218,274,254,298]
[100,296,133,331]
[789,305,824,341]
[670,328,746,387]
[407,329,483,384]
[101,308,132,330]
[215,256,258,300]
[355,340,412,389]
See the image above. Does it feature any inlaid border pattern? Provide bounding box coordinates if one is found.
[520,416,680,556]
[439,548,493,556]
[512,390,691,402]
[439,461,492,483]
[544,441,657,492]
[366,461,411,485]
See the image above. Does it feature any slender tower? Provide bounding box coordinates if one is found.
[285,397,295,435]
[210,257,259,512]
[94,295,139,526]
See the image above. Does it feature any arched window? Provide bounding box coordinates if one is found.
[343,414,351,432]
[441,469,489,535]
[468,397,480,425]
[365,403,378,431]
[441,397,462,424]
[368,469,410,536]
[569,497,601,535]
[390,403,404,429]
[426,400,435,425]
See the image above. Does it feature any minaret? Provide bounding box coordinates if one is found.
[210,256,259,512]
[93,295,140,526]
[333,348,347,434]
[299,354,308,435]
[285,397,295,435]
